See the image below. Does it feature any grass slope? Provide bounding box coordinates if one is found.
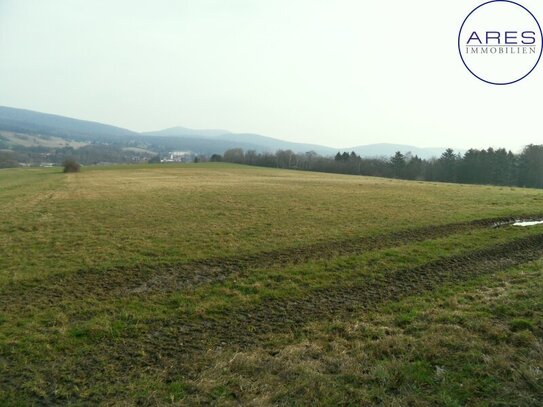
[0,163,542,404]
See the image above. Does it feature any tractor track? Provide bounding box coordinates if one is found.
[0,215,532,312]
[13,232,543,404]
[137,233,543,355]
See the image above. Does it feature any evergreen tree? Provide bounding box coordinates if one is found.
[390,151,406,178]
[518,144,543,188]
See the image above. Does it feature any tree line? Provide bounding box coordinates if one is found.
[213,145,543,188]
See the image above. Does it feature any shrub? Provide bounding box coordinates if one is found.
[63,158,81,173]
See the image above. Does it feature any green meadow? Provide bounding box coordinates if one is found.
[1,163,542,405]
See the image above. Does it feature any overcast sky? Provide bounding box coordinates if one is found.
[1,0,542,150]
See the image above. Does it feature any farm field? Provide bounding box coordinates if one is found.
[1,163,543,405]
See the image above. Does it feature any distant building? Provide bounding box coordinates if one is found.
[162,151,193,163]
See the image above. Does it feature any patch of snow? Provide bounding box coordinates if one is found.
[513,220,543,227]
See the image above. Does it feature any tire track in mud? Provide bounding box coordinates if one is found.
[141,233,543,354]
[0,215,531,311]
[5,233,543,404]
[62,233,543,398]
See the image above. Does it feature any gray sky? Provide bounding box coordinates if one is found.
[1,0,542,150]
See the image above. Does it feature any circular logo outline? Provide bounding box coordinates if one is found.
[458,0,543,85]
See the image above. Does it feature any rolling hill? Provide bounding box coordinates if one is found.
[0,106,138,143]
[0,105,458,158]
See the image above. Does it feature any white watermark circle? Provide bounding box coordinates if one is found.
[458,0,543,85]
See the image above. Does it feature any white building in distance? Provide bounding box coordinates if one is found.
[162,151,193,163]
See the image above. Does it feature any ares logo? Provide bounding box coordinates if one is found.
[458,0,543,85]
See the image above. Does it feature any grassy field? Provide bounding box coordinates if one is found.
[1,163,542,405]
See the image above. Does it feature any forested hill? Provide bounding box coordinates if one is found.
[0,106,138,142]
[0,106,458,162]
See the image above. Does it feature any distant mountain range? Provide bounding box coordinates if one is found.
[0,106,461,159]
